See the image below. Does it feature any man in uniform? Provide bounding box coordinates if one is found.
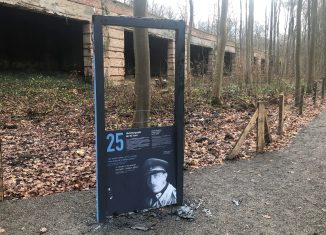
[143,158,177,208]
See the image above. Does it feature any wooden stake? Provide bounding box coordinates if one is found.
[313,81,317,105]
[321,78,325,103]
[257,102,265,153]
[299,86,305,115]
[278,94,284,135]
[228,109,258,159]
[264,115,272,144]
[0,140,3,202]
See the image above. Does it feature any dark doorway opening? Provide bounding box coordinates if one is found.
[124,30,168,78]
[190,45,209,76]
[0,5,85,72]
[224,52,235,74]
[124,30,135,77]
[254,57,258,65]
[261,59,266,73]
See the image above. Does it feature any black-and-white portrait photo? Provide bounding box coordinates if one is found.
[143,158,177,208]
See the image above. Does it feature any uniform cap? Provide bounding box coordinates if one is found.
[143,158,168,175]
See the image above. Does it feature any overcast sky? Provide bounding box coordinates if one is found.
[150,0,270,25]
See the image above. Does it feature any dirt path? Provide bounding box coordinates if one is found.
[1,110,326,234]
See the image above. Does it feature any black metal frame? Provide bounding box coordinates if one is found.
[92,15,185,223]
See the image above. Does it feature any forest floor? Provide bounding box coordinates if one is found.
[0,95,325,234]
[1,72,326,200]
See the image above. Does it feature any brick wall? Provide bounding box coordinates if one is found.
[0,0,264,81]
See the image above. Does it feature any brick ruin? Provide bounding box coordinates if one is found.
[0,0,265,81]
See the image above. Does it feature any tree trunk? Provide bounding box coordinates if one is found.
[264,4,268,77]
[285,0,294,77]
[211,0,229,106]
[307,0,317,93]
[132,0,151,128]
[239,0,244,80]
[281,4,288,76]
[324,0,326,80]
[268,0,274,84]
[186,0,194,86]
[295,0,302,106]
[315,1,323,79]
[245,0,254,86]
[305,0,311,87]
[214,0,221,60]
[101,0,110,86]
[272,0,277,75]
[275,1,280,75]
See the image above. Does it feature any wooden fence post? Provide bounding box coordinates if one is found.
[228,109,258,159]
[322,78,325,103]
[0,140,3,202]
[278,94,284,135]
[257,102,265,153]
[228,103,273,159]
[264,115,272,144]
[313,81,317,105]
[299,86,305,115]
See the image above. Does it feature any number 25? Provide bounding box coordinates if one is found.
[107,132,124,152]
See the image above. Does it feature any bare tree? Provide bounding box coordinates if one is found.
[186,0,194,84]
[101,0,111,85]
[315,0,324,78]
[274,0,281,75]
[295,0,303,106]
[245,0,254,86]
[284,0,295,77]
[177,1,188,21]
[264,4,268,76]
[148,2,177,19]
[324,0,326,80]
[211,0,229,105]
[307,0,317,93]
[239,0,244,79]
[268,0,274,84]
[132,0,151,128]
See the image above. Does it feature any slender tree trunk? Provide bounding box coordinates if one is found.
[239,0,243,60]
[132,0,151,128]
[211,0,229,106]
[281,4,289,76]
[217,0,221,35]
[264,4,268,77]
[234,21,237,50]
[316,1,323,79]
[245,0,249,84]
[275,1,280,75]
[307,0,317,93]
[268,0,274,84]
[285,0,294,77]
[212,0,220,79]
[101,0,110,85]
[324,0,326,80]
[295,0,302,106]
[245,0,254,86]
[186,0,194,85]
[214,0,221,53]
[272,0,277,75]
[239,0,244,81]
[250,0,254,81]
[306,0,311,86]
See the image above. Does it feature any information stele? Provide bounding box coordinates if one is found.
[106,126,176,214]
[92,15,185,222]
